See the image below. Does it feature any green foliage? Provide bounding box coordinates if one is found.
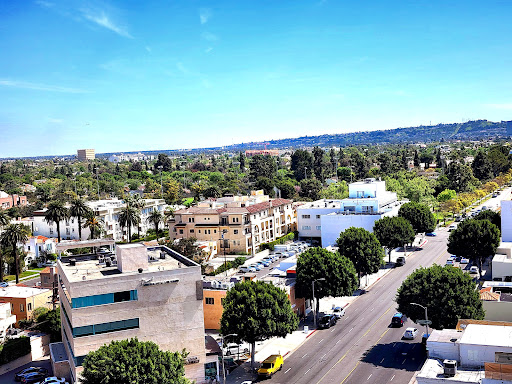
[472,151,493,181]
[81,338,191,384]
[0,336,31,364]
[210,257,246,275]
[473,210,501,231]
[291,149,313,181]
[336,227,384,277]
[35,308,62,342]
[260,232,295,251]
[385,173,435,203]
[249,155,277,182]
[299,178,323,201]
[437,189,457,202]
[337,167,353,182]
[319,181,349,200]
[296,247,359,300]
[398,202,436,234]
[396,265,484,330]
[447,219,501,272]
[373,216,415,262]
[446,162,478,193]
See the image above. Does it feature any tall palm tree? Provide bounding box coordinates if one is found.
[146,209,164,238]
[125,194,145,238]
[119,206,140,242]
[69,199,92,241]
[0,224,30,284]
[83,212,104,240]
[44,201,69,243]
[0,211,10,282]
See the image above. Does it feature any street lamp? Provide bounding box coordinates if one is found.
[312,278,326,328]
[411,302,430,338]
[158,165,163,199]
[220,333,238,384]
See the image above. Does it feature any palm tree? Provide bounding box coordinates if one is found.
[124,194,145,238]
[119,206,140,242]
[146,209,164,238]
[69,199,92,241]
[83,212,104,240]
[0,224,30,284]
[0,212,10,282]
[44,200,69,243]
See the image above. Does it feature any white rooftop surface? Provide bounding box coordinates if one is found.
[0,286,50,298]
[428,329,464,343]
[493,253,512,263]
[417,359,484,382]
[460,324,512,348]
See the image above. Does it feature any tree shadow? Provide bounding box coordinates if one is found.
[361,341,426,372]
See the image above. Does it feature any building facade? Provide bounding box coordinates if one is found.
[0,191,28,210]
[0,302,16,340]
[0,286,52,326]
[57,244,206,383]
[76,149,95,161]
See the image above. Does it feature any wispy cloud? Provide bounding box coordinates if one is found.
[201,31,218,42]
[199,8,212,24]
[0,79,87,93]
[145,46,152,53]
[486,103,512,110]
[35,0,54,8]
[81,8,133,38]
[47,117,64,123]
[176,62,191,75]
[205,47,213,54]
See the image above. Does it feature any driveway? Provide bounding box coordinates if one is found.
[0,357,52,384]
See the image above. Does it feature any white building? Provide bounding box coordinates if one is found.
[55,244,207,383]
[33,198,166,242]
[0,302,16,340]
[297,178,404,247]
[502,201,512,242]
[108,153,155,163]
[22,236,58,266]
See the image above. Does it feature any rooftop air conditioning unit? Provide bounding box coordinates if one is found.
[443,359,457,377]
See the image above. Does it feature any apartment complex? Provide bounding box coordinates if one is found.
[0,286,52,326]
[297,178,404,246]
[0,190,28,210]
[33,198,166,242]
[76,149,95,161]
[169,192,295,254]
[56,244,206,383]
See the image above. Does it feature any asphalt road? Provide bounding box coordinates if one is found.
[0,358,52,384]
[268,230,450,384]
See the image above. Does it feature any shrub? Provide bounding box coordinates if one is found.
[0,336,31,364]
[260,232,295,251]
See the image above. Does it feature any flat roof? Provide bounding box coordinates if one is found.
[427,329,463,343]
[0,286,50,299]
[493,254,512,263]
[460,324,512,348]
[417,359,484,382]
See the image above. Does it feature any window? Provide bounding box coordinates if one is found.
[190,229,195,233]
[28,246,31,250]
[49,228,54,234]
[316,226,321,230]
[198,230,201,233]
[188,217,195,223]
[233,217,239,223]
[72,318,139,338]
[66,228,70,235]
[214,229,217,233]
[179,229,184,234]
[20,303,24,312]
[205,297,215,305]
[302,226,311,230]
[72,290,138,308]
[28,303,32,311]
[234,230,239,235]
[316,215,321,219]
[301,215,311,219]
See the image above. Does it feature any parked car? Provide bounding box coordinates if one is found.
[15,367,49,381]
[318,314,337,329]
[391,312,407,327]
[249,264,261,271]
[426,232,437,237]
[493,193,498,198]
[0,282,8,287]
[460,258,470,264]
[258,259,271,267]
[403,327,419,340]
[20,372,49,384]
[395,256,406,266]
[257,355,283,379]
[39,378,69,384]
[238,266,251,273]
[445,260,455,266]
[332,306,346,319]
[469,266,479,274]
[448,224,457,232]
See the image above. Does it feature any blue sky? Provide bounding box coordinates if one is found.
[1,1,511,157]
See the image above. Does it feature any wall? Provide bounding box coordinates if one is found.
[460,344,512,368]
[203,289,227,330]
[483,301,512,322]
[503,201,512,242]
[0,291,52,326]
[320,214,383,247]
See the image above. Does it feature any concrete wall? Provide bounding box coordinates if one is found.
[502,201,512,242]
[297,206,339,239]
[460,343,512,367]
[483,301,512,322]
[427,340,460,361]
[491,255,512,280]
[320,214,382,247]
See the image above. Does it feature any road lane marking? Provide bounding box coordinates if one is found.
[302,353,308,358]
[331,328,335,332]
[336,340,341,345]
[340,361,360,384]
[367,374,372,380]
[390,374,395,381]
[305,368,311,375]
[349,327,354,333]
[380,358,384,363]
[371,307,374,311]
[319,339,324,343]
[402,359,406,364]
[285,368,291,374]
[321,354,327,360]
[314,304,394,384]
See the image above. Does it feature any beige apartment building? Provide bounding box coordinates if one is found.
[56,244,206,383]
[76,149,95,161]
[169,196,296,254]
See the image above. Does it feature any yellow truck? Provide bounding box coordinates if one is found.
[257,354,284,379]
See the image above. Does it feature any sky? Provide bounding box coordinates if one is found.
[1,0,512,157]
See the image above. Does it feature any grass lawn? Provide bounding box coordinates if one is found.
[4,271,39,282]
[29,267,47,271]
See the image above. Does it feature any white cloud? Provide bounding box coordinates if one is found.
[176,62,190,75]
[81,9,133,38]
[199,8,212,24]
[201,31,218,42]
[145,46,152,53]
[205,47,213,53]
[35,0,54,8]
[0,79,87,93]
[486,103,512,110]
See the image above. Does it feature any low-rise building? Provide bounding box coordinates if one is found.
[40,266,58,289]
[57,244,206,383]
[23,236,58,266]
[0,286,52,326]
[0,302,16,340]
[0,191,28,210]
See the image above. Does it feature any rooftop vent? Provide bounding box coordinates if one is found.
[69,259,76,266]
[443,359,457,377]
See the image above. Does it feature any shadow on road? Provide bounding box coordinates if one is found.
[361,341,426,372]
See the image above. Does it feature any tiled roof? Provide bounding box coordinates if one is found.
[480,289,500,301]
[174,207,222,215]
[40,267,51,274]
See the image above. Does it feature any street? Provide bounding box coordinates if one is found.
[268,230,449,384]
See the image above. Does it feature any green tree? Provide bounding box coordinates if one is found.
[487,145,511,177]
[336,227,384,280]
[329,148,337,176]
[163,178,181,203]
[473,210,501,231]
[146,209,164,238]
[472,151,493,181]
[35,308,61,342]
[437,189,457,202]
[398,202,436,234]
[83,212,103,240]
[119,206,140,242]
[239,151,246,170]
[373,216,415,263]
[0,212,9,282]
[44,200,69,243]
[351,152,370,179]
[249,155,277,182]
[220,280,298,368]
[255,177,275,196]
[69,199,92,241]
[203,185,221,198]
[299,179,322,201]
[446,162,477,193]
[312,146,326,182]
[154,154,173,172]
[81,338,191,384]
[396,265,484,330]
[319,181,349,200]
[291,149,313,181]
[337,166,353,182]
[0,224,30,284]
[276,180,296,199]
[296,248,358,319]
[447,219,500,274]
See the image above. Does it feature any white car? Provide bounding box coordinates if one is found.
[460,258,470,264]
[403,327,418,340]
[445,260,455,267]
[39,378,69,384]
[469,266,479,274]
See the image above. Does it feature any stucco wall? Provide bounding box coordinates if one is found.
[483,301,512,322]
[320,214,383,247]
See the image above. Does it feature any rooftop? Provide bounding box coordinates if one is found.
[0,286,50,299]
[460,324,512,348]
[417,359,484,383]
[428,329,464,343]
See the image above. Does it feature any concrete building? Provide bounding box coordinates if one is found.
[169,193,295,254]
[502,201,512,242]
[56,244,206,383]
[22,236,58,266]
[0,302,16,340]
[108,153,155,163]
[76,149,95,161]
[40,266,58,289]
[0,286,52,326]
[297,178,404,246]
[0,191,28,210]
[33,198,166,242]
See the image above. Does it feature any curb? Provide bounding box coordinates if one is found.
[306,329,316,339]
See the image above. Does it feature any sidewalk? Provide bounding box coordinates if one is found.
[225,236,428,383]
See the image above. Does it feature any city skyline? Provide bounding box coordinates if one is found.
[1,0,512,157]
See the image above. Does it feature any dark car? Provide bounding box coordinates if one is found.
[318,314,337,329]
[395,256,406,266]
[20,372,49,384]
[15,367,48,381]
[391,312,407,327]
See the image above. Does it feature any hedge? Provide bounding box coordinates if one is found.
[209,257,246,276]
[260,232,295,251]
[0,336,31,364]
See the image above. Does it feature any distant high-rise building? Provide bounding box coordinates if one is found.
[77,149,95,161]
